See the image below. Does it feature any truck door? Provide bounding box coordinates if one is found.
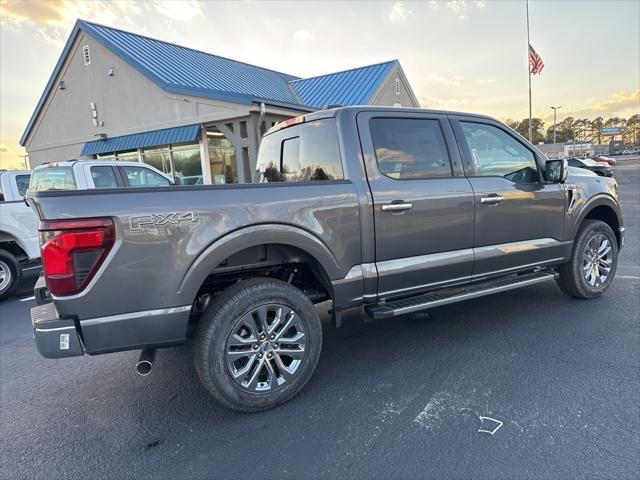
[356,111,475,300]
[450,117,567,278]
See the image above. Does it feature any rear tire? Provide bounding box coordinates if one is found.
[557,220,618,299]
[0,250,21,301]
[193,277,322,412]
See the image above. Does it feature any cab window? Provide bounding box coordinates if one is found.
[29,166,77,191]
[460,122,539,183]
[15,174,31,197]
[90,166,119,189]
[255,118,343,183]
[370,118,452,179]
[121,166,170,187]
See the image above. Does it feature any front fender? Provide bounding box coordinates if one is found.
[569,193,623,240]
[175,223,343,305]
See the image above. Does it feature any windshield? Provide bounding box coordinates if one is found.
[29,166,77,191]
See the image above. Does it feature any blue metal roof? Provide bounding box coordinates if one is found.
[290,61,398,108]
[81,21,302,105]
[80,124,201,156]
[21,19,402,146]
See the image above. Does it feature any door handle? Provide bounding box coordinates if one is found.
[480,196,504,205]
[381,201,413,212]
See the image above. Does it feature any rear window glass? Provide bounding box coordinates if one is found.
[29,167,77,191]
[255,118,343,183]
[15,174,31,197]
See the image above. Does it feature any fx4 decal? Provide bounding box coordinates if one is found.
[130,211,199,231]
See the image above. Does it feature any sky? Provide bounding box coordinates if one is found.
[1,0,639,169]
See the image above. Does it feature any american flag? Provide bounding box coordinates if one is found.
[529,44,544,75]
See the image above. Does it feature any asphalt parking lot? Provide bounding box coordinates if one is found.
[1,157,639,480]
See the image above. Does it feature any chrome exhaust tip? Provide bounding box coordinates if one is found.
[136,349,156,376]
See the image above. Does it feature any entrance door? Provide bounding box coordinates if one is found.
[357,111,475,300]
[452,118,567,278]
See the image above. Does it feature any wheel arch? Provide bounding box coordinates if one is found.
[176,224,342,306]
[572,195,623,247]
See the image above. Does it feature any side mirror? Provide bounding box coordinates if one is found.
[545,158,568,183]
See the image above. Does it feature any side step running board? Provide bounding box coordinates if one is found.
[366,271,557,320]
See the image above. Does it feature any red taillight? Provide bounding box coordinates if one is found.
[39,218,115,296]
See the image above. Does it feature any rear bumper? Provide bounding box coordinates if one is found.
[31,301,191,357]
[31,303,84,358]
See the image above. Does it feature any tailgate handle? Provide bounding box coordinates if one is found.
[382,201,413,212]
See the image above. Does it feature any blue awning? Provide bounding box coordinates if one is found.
[80,124,201,156]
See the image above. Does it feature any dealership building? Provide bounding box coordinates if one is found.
[20,20,419,184]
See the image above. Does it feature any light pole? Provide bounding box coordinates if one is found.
[550,106,562,145]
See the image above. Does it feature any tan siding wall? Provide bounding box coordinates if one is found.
[25,31,251,166]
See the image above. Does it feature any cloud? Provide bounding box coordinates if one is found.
[0,0,143,47]
[388,2,412,24]
[429,73,464,87]
[293,30,313,41]
[444,0,486,20]
[422,96,471,108]
[476,78,496,84]
[535,90,640,122]
[594,89,639,112]
[0,144,13,154]
[152,0,203,22]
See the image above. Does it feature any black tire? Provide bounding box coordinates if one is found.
[193,277,322,412]
[557,220,618,299]
[0,250,21,301]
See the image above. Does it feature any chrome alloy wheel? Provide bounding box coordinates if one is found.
[582,234,613,288]
[225,304,306,392]
[0,260,11,293]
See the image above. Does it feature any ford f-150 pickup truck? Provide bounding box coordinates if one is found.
[27,107,624,412]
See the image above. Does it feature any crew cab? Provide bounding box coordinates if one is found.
[27,107,624,411]
[0,170,39,299]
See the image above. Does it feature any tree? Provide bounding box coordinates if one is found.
[513,118,545,144]
[590,116,604,145]
[624,114,640,146]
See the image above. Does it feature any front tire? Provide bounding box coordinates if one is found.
[193,277,322,412]
[0,250,21,300]
[557,220,618,299]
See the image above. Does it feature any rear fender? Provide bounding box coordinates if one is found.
[176,224,342,306]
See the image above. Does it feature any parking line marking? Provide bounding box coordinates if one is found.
[19,296,35,302]
[617,275,640,280]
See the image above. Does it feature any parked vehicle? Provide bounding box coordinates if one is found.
[566,157,613,177]
[589,155,616,166]
[30,160,175,191]
[27,107,624,412]
[0,170,40,299]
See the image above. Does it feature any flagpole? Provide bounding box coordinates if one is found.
[526,0,532,142]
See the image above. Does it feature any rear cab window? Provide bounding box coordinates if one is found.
[369,118,453,179]
[255,118,343,183]
[29,166,77,191]
[15,174,31,197]
[90,166,119,189]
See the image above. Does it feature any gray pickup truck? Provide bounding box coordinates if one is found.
[27,106,624,412]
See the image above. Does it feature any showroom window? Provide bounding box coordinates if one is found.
[207,131,237,184]
[141,143,203,184]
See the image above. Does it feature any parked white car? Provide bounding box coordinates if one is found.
[0,161,175,299]
[0,170,39,299]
